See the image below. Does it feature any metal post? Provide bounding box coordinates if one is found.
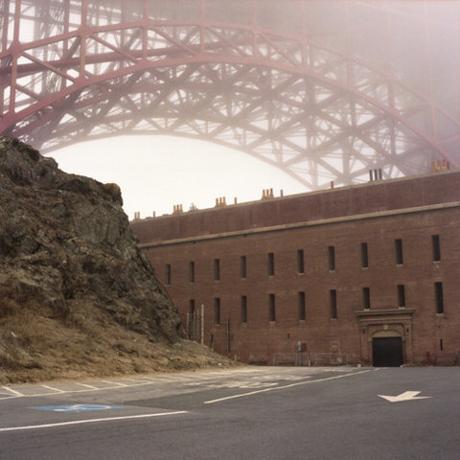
[186,312,190,339]
[226,319,230,353]
[194,309,198,340]
[200,303,204,345]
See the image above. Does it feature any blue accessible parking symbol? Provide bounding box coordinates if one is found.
[34,404,121,413]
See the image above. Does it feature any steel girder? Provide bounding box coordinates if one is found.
[0,0,458,188]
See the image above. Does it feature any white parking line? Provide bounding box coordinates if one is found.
[100,380,128,387]
[204,370,372,404]
[1,386,23,397]
[0,411,188,433]
[0,377,181,401]
[41,385,65,393]
[75,383,98,390]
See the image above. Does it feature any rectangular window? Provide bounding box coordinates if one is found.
[330,289,337,319]
[395,239,404,265]
[213,297,221,324]
[328,246,336,271]
[269,294,276,321]
[213,258,220,281]
[240,256,247,279]
[298,291,306,320]
[435,282,444,314]
[362,287,371,309]
[189,261,195,283]
[189,299,195,315]
[297,249,305,274]
[268,252,275,276]
[241,296,248,323]
[361,242,369,268]
[165,264,171,285]
[397,284,406,307]
[432,235,441,262]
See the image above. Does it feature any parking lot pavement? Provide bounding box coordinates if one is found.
[0,366,368,430]
[0,365,361,401]
[2,367,460,460]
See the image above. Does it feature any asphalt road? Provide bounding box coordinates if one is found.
[0,366,459,460]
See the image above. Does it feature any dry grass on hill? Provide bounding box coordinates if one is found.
[0,297,235,384]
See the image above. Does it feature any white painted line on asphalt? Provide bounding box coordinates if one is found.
[0,410,188,433]
[204,370,373,404]
[100,380,128,387]
[118,378,148,383]
[75,383,99,390]
[141,376,175,382]
[0,378,178,401]
[1,386,23,397]
[41,385,65,393]
[138,376,171,382]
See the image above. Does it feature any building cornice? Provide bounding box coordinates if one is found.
[138,201,460,249]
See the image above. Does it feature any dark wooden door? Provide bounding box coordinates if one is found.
[372,337,403,367]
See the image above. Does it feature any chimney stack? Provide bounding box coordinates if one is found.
[369,168,384,182]
[173,204,183,214]
[261,188,274,200]
[432,159,450,172]
[215,197,227,208]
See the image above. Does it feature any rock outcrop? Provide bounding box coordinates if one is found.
[0,137,227,382]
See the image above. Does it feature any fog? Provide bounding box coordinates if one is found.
[3,1,459,218]
[51,135,304,219]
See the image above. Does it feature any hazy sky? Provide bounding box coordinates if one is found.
[49,136,306,220]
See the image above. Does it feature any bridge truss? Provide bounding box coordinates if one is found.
[0,0,458,188]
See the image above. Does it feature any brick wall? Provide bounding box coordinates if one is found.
[131,171,460,366]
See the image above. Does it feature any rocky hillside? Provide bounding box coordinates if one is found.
[0,137,229,383]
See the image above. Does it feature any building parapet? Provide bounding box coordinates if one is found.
[137,201,460,249]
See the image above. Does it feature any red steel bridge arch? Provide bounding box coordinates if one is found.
[0,0,458,189]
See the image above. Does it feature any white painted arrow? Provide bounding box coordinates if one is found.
[378,391,432,403]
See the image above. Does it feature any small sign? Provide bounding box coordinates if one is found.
[34,404,122,413]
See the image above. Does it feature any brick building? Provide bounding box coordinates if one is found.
[130,170,460,366]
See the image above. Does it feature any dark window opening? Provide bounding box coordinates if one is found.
[241,296,248,323]
[213,258,220,281]
[240,256,247,279]
[330,289,337,319]
[397,284,406,307]
[189,299,195,315]
[435,282,444,314]
[440,338,444,351]
[432,235,441,262]
[297,249,305,274]
[395,239,404,265]
[213,297,221,324]
[328,246,336,271]
[298,291,306,320]
[189,261,195,283]
[269,294,276,321]
[361,242,369,268]
[363,287,371,309]
[165,264,171,285]
[268,253,275,276]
